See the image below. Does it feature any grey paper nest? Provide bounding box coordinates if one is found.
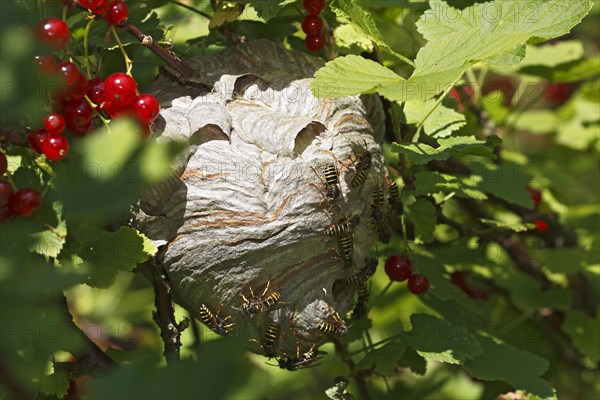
[133,40,388,362]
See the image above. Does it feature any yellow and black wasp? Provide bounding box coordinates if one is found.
[350,284,370,320]
[350,141,372,188]
[323,215,359,237]
[240,278,282,314]
[277,344,322,371]
[317,304,348,337]
[198,303,234,335]
[310,163,341,208]
[344,257,378,287]
[262,322,281,358]
[386,176,403,214]
[370,182,391,244]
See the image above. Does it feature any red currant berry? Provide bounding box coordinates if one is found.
[0,180,12,207]
[301,14,323,35]
[133,94,160,123]
[86,78,106,110]
[43,113,66,136]
[80,0,106,13]
[34,54,60,75]
[534,219,549,233]
[0,205,15,223]
[105,1,129,25]
[450,271,468,288]
[303,0,325,14]
[28,129,49,154]
[73,121,94,136]
[61,72,88,101]
[104,100,132,119]
[0,152,7,176]
[544,83,575,104]
[9,188,42,217]
[407,274,429,295]
[305,32,326,51]
[41,135,69,161]
[36,18,70,50]
[527,187,542,209]
[64,99,94,132]
[103,73,137,106]
[57,62,80,87]
[384,254,412,282]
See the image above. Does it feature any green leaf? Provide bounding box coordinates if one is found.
[479,218,531,233]
[357,339,407,375]
[404,99,466,138]
[29,201,66,259]
[396,347,427,376]
[39,372,69,398]
[330,0,409,62]
[469,162,533,208]
[312,55,403,98]
[463,337,553,398]
[70,226,155,288]
[536,248,585,274]
[334,24,374,53]
[404,314,483,364]
[413,171,487,200]
[391,136,500,165]
[406,199,436,244]
[512,110,559,134]
[562,310,600,362]
[517,41,585,69]
[377,0,594,102]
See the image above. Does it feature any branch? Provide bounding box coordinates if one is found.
[0,128,28,147]
[121,22,194,79]
[54,294,117,377]
[73,5,194,79]
[146,261,188,364]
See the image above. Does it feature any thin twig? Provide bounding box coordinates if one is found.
[148,261,188,364]
[74,5,194,79]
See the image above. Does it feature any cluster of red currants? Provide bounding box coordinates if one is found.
[78,0,129,25]
[0,152,42,223]
[32,3,159,159]
[450,271,488,300]
[384,254,430,295]
[302,0,326,51]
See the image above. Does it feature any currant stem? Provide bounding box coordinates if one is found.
[83,18,94,79]
[111,26,133,75]
[84,95,111,128]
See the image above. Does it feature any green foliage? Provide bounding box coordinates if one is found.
[1,0,598,399]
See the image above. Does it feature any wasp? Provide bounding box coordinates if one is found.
[198,303,234,335]
[370,184,391,244]
[351,284,370,320]
[375,212,391,244]
[240,278,282,314]
[277,344,321,371]
[310,163,341,207]
[336,232,354,267]
[324,215,359,237]
[386,176,403,214]
[350,141,372,188]
[262,322,281,358]
[344,257,378,286]
[317,304,348,337]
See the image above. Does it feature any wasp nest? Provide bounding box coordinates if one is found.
[133,40,389,367]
